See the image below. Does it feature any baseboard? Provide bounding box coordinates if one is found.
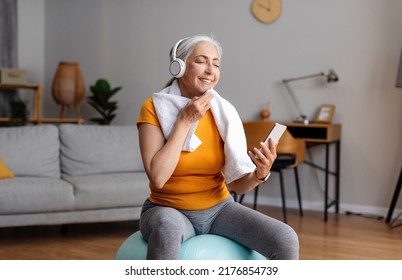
[240,194,401,220]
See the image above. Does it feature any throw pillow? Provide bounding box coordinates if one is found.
[0,159,14,179]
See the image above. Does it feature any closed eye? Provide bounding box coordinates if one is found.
[195,58,207,64]
[213,58,220,68]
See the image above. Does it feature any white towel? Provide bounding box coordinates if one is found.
[152,80,255,183]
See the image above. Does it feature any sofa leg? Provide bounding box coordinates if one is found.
[61,224,69,235]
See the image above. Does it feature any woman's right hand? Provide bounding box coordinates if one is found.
[178,92,214,125]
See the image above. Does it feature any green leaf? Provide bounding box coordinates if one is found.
[111,87,122,94]
[94,79,111,93]
[87,78,120,125]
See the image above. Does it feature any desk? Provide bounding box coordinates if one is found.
[283,122,341,222]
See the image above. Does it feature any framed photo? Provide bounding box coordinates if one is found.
[315,104,336,124]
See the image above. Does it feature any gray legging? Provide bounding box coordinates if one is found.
[139,196,299,260]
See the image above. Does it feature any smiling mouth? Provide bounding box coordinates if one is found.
[200,78,212,85]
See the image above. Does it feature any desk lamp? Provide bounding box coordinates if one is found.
[282,69,339,124]
[385,48,402,227]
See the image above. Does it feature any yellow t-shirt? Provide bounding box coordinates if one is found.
[137,97,230,210]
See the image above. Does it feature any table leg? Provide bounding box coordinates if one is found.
[335,140,341,213]
[385,167,402,223]
[36,84,42,124]
[324,143,329,222]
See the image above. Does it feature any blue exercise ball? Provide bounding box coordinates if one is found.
[114,231,265,260]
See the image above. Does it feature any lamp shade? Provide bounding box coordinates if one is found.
[326,69,339,83]
[396,48,402,88]
[51,62,85,118]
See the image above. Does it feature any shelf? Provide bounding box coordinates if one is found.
[0,117,84,125]
[282,122,341,143]
[0,83,42,124]
[1,83,84,125]
[40,118,84,124]
[0,83,41,90]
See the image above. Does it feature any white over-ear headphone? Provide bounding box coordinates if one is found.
[169,37,189,78]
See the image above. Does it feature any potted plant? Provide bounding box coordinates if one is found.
[87,79,121,125]
[9,100,29,126]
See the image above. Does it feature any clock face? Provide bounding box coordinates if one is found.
[251,0,282,24]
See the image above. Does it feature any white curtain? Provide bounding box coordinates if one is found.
[0,0,20,117]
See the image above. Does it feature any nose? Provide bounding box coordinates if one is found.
[205,62,212,74]
[205,61,217,75]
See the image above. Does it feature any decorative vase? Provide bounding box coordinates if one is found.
[260,101,271,121]
[51,62,85,119]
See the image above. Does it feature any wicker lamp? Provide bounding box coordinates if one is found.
[51,62,85,119]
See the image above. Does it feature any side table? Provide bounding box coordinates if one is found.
[0,83,84,125]
[0,83,42,124]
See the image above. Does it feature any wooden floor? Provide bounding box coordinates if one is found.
[0,205,401,260]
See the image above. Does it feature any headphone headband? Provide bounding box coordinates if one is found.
[170,37,190,78]
[171,37,189,60]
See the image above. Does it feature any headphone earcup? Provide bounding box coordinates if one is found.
[169,58,185,78]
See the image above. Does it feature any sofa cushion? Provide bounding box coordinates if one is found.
[59,124,144,176]
[0,159,14,179]
[0,177,74,214]
[62,172,150,210]
[0,125,60,178]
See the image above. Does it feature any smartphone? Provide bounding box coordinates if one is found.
[263,123,287,148]
[254,123,287,158]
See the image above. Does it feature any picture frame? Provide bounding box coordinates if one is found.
[315,104,336,124]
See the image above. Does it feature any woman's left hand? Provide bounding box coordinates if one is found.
[248,138,277,180]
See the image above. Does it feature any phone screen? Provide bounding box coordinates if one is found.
[263,123,287,147]
[254,123,287,158]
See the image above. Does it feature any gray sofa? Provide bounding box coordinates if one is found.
[0,124,150,228]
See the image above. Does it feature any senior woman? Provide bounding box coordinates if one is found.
[137,34,299,260]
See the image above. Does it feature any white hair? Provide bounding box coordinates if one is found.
[171,34,222,63]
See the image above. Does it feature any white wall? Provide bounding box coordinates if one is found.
[17,0,45,108]
[18,0,402,217]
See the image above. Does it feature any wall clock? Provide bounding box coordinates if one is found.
[251,0,282,24]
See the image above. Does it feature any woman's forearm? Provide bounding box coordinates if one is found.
[146,119,192,189]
